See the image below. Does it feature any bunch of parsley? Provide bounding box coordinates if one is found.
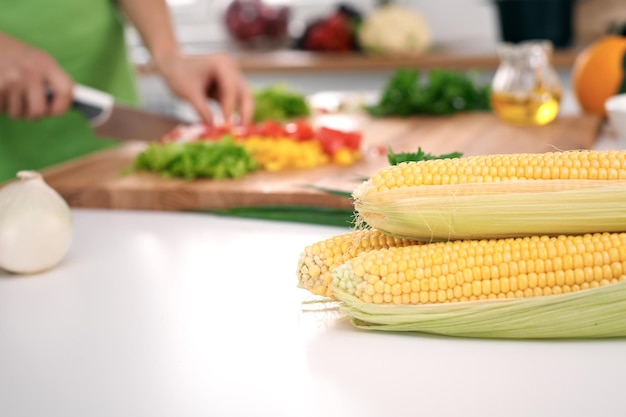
[367,68,491,117]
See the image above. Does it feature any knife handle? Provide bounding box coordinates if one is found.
[46,84,114,126]
[71,84,114,126]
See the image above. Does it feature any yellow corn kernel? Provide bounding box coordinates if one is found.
[297,229,420,298]
[332,232,626,305]
[358,150,626,192]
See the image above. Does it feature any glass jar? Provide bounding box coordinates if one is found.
[490,40,563,126]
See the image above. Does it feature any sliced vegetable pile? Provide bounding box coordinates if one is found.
[133,119,363,179]
[297,149,626,338]
[134,137,258,180]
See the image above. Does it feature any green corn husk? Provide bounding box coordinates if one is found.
[202,205,356,227]
[334,280,626,339]
[354,179,626,241]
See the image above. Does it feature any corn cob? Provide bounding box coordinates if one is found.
[297,229,419,298]
[333,232,626,305]
[353,149,626,241]
[331,232,626,338]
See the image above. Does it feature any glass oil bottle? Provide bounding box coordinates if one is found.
[491,40,563,126]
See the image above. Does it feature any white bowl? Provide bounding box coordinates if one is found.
[605,94,626,147]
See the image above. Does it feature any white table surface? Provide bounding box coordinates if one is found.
[1,208,625,417]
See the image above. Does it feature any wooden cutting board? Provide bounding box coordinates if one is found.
[41,113,602,211]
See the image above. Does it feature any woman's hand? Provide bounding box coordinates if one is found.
[117,0,254,125]
[154,52,254,126]
[0,33,73,119]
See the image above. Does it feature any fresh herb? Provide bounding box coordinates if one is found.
[133,137,258,180]
[387,147,463,165]
[367,68,491,117]
[253,84,311,122]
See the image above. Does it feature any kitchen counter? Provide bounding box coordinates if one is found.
[1,209,626,417]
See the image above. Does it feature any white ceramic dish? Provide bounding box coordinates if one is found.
[307,90,379,114]
[605,93,626,147]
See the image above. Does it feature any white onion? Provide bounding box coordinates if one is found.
[0,171,73,274]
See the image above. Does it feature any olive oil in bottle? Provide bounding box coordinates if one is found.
[491,41,562,126]
[491,87,561,126]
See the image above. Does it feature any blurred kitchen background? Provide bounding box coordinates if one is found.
[126,0,626,121]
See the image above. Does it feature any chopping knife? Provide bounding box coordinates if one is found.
[66,84,186,141]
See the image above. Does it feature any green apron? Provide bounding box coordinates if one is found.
[0,0,139,182]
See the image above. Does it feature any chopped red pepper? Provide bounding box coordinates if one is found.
[317,126,363,154]
[284,119,315,141]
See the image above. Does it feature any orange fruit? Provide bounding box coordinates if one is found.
[571,35,626,118]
